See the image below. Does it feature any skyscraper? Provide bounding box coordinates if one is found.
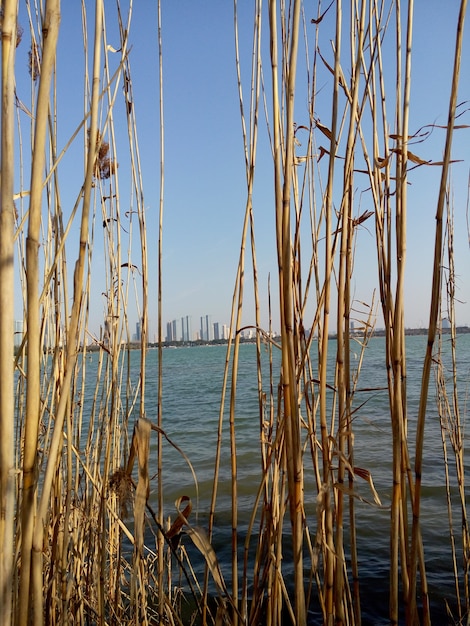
[166,321,173,342]
[180,316,191,341]
[200,316,205,341]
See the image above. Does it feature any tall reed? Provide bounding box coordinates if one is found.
[0,2,18,623]
[223,1,469,624]
[410,3,467,622]
[6,2,154,623]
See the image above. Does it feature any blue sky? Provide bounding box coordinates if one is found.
[14,2,470,338]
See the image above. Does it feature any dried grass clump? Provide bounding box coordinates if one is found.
[88,128,118,180]
[28,41,40,81]
[109,468,134,518]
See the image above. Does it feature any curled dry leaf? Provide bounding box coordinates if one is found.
[174,495,228,597]
[353,466,382,506]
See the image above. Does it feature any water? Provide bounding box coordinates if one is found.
[117,334,470,624]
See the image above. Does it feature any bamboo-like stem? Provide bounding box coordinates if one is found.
[447,206,470,617]
[276,1,306,623]
[19,4,61,624]
[388,1,410,621]
[410,2,467,623]
[318,2,342,623]
[334,4,367,622]
[156,0,166,616]
[30,2,101,623]
[439,198,470,620]
[0,3,18,624]
[268,0,284,273]
[231,2,263,621]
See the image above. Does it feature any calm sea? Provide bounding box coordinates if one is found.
[111,333,470,624]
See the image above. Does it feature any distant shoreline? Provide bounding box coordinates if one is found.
[83,325,470,352]
[368,325,470,337]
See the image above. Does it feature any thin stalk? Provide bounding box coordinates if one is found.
[19,3,61,624]
[233,1,263,620]
[31,2,101,623]
[276,1,305,623]
[389,1,411,621]
[410,2,467,622]
[318,1,342,622]
[0,3,18,624]
[156,0,165,616]
[335,3,367,622]
[445,201,470,617]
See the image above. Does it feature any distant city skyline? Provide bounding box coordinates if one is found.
[165,314,231,343]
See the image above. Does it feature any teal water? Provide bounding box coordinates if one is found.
[114,334,470,623]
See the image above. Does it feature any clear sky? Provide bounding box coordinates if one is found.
[13,2,470,339]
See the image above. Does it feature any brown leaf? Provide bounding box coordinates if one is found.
[354,466,382,505]
[376,154,391,169]
[317,145,330,162]
[352,210,374,227]
[174,496,228,596]
[133,418,152,555]
[314,118,332,140]
[167,495,192,540]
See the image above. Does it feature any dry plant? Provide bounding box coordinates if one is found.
[0,1,469,625]
[203,1,469,625]
[1,1,158,624]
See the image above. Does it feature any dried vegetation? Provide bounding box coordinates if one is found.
[0,1,469,625]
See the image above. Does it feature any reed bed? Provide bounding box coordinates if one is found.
[0,1,469,625]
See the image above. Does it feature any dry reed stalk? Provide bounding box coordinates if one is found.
[0,3,18,624]
[435,199,470,621]
[444,203,470,617]
[317,1,342,621]
[410,2,467,623]
[156,0,166,617]
[11,2,149,617]
[333,2,367,620]
[223,3,265,622]
[435,322,465,623]
[26,2,102,622]
[19,4,61,624]
[273,2,307,624]
[386,1,413,621]
[265,6,289,619]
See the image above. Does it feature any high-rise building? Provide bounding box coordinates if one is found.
[181,315,191,342]
[166,321,173,342]
[199,315,210,341]
[200,316,204,341]
[135,321,141,341]
[172,319,178,342]
[167,315,229,342]
[14,319,24,348]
